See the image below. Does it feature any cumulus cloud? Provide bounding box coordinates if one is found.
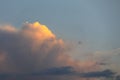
[0,22,116,80]
[0,22,66,73]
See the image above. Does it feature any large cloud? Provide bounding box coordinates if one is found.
[0,22,116,80]
[0,22,65,73]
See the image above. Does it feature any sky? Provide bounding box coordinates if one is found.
[0,0,120,51]
[0,0,120,80]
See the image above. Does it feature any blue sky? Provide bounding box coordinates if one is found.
[0,0,120,51]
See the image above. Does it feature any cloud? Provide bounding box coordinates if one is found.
[32,66,75,75]
[116,75,120,80]
[81,69,115,78]
[90,48,120,62]
[0,66,116,80]
[30,66,116,78]
[0,22,65,73]
[0,22,116,80]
